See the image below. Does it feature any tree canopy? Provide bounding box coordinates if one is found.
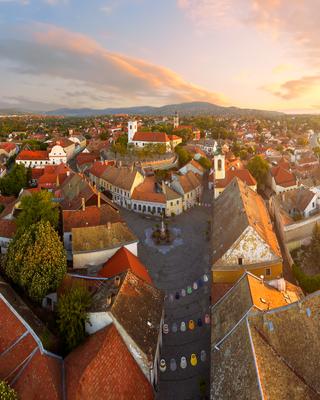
[57,286,92,352]
[16,190,59,233]
[4,221,67,302]
[198,156,211,170]
[175,145,192,166]
[307,223,320,268]
[0,164,30,196]
[247,155,269,188]
[0,380,18,400]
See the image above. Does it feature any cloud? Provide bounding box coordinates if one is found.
[272,64,292,75]
[264,75,320,100]
[0,0,29,4]
[0,23,226,107]
[178,0,320,101]
[177,0,247,30]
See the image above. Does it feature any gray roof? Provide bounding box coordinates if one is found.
[212,177,281,265]
[91,271,164,361]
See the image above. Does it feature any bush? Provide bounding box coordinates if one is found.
[292,263,320,293]
[0,380,18,400]
[57,286,92,352]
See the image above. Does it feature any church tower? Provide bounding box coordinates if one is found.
[127,120,138,143]
[173,111,179,129]
[214,152,225,181]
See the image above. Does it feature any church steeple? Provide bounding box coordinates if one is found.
[173,111,179,129]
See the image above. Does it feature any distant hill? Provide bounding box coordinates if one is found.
[45,101,284,118]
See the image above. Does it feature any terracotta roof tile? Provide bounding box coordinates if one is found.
[215,168,256,188]
[132,131,170,143]
[63,204,122,232]
[132,177,166,204]
[16,150,49,161]
[0,142,16,153]
[0,219,16,238]
[98,247,152,284]
[65,324,154,400]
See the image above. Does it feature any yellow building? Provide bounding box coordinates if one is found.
[212,177,283,284]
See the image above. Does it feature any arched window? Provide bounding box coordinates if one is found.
[218,159,222,171]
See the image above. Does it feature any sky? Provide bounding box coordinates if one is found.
[0,0,320,113]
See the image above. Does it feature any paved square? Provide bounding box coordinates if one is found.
[120,205,212,400]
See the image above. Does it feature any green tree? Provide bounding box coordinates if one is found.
[198,157,211,170]
[175,145,192,166]
[297,137,308,146]
[247,155,269,188]
[308,223,320,267]
[16,191,59,233]
[57,286,92,352]
[0,381,18,400]
[0,164,29,196]
[99,132,109,140]
[239,149,248,160]
[314,146,320,159]
[4,221,67,302]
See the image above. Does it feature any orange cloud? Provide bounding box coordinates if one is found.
[264,75,320,100]
[28,24,227,105]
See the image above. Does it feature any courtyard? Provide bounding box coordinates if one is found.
[120,204,212,400]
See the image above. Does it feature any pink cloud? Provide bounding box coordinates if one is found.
[264,75,320,99]
[28,24,227,105]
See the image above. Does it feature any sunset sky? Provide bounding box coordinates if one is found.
[0,0,319,113]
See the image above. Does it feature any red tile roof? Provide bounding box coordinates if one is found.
[65,324,154,400]
[31,168,45,180]
[0,142,16,153]
[63,204,122,232]
[169,134,182,141]
[0,195,16,206]
[76,152,99,167]
[214,168,257,188]
[88,161,109,178]
[131,176,166,204]
[16,150,49,161]
[0,219,16,238]
[0,293,62,400]
[133,131,170,143]
[271,165,297,187]
[98,247,152,284]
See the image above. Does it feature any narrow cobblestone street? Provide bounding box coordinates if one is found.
[120,203,212,400]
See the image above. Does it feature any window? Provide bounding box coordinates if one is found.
[265,268,271,276]
[218,159,222,171]
[171,202,173,206]
[69,234,72,242]
[238,257,243,265]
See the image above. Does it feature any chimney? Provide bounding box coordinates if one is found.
[66,170,70,176]
[107,222,111,230]
[97,191,101,208]
[56,174,60,188]
[107,294,112,305]
[81,197,85,211]
[114,275,121,287]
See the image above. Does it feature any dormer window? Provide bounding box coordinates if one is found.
[238,257,243,265]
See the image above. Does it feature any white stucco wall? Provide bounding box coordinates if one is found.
[73,242,138,268]
[220,226,278,265]
[86,311,113,334]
